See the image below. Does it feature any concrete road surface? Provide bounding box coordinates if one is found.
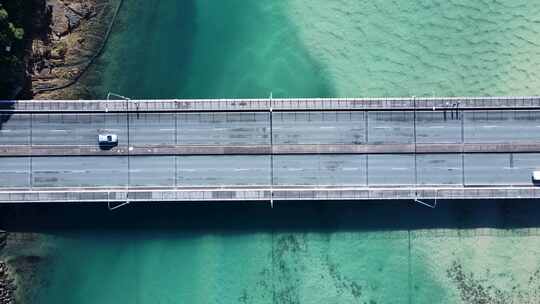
[2,110,540,147]
[2,153,540,188]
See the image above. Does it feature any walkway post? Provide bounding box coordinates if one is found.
[365,111,369,186]
[107,92,131,209]
[460,102,465,186]
[126,97,130,203]
[269,92,274,208]
[411,96,435,208]
[29,113,33,190]
[413,96,418,189]
[175,108,178,188]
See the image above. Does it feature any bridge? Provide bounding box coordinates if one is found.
[2,97,540,207]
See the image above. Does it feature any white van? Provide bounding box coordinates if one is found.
[532,171,540,183]
[98,134,118,146]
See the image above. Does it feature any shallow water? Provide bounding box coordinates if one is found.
[87,0,333,99]
[11,0,540,303]
[4,201,540,303]
[288,0,540,97]
[86,0,540,99]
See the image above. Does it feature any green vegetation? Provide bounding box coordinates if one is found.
[0,2,26,99]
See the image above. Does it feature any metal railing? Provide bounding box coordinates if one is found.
[3,96,540,113]
[1,186,539,203]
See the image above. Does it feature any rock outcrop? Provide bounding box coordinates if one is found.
[0,231,14,304]
[31,0,119,98]
[0,231,5,251]
[0,261,15,304]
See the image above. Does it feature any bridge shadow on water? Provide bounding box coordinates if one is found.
[1,199,540,233]
[0,100,15,130]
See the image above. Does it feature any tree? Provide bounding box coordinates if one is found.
[0,3,25,99]
[0,3,24,45]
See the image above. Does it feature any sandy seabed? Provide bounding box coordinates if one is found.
[288,0,540,97]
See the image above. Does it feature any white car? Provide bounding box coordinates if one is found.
[98,134,118,146]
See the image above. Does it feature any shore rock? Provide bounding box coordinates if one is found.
[0,231,6,251]
[32,0,117,98]
[67,2,94,18]
[49,0,94,38]
[66,11,81,30]
[0,260,15,304]
[50,2,70,37]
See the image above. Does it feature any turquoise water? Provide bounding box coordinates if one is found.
[12,0,540,303]
[88,1,333,99]
[86,0,540,99]
[7,202,540,303]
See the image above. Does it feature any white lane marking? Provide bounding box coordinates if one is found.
[391,167,408,170]
[374,126,391,129]
[504,167,520,170]
[482,125,498,128]
[535,126,540,128]
[159,128,175,131]
[428,126,444,129]
[342,167,359,171]
[178,169,196,172]
[287,168,303,172]
[0,129,12,132]
[50,129,67,132]
[319,126,336,129]
[234,168,249,172]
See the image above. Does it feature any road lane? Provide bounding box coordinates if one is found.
[417,154,462,185]
[177,155,270,186]
[273,112,366,144]
[129,156,175,187]
[0,157,29,187]
[464,110,540,143]
[0,114,30,145]
[368,111,414,144]
[31,113,127,146]
[464,153,540,185]
[31,156,175,188]
[367,154,415,185]
[32,156,128,187]
[416,111,461,143]
[128,113,176,145]
[274,155,367,185]
[2,153,540,188]
[3,110,540,147]
[178,112,269,145]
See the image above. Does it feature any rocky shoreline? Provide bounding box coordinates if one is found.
[30,0,120,99]
[0,230,50,304]
[0,262,15,304]
[0,231,15,304]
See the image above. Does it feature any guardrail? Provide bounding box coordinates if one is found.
[3,96,540,112]
[1,186,539,203]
